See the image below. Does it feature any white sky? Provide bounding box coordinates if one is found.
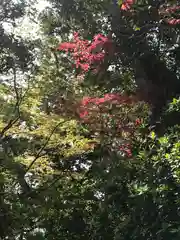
[3,0,51,40]
[35,0,50,11]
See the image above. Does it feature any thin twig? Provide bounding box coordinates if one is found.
[0,65,37,138]
[25,120,65,174]
[0,66,21,138]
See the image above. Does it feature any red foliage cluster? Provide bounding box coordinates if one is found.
[119,143,132,158]
[81,93,131,106]
[135,118,142,126]
[166,19,180,25]
[57,32,112,72]
[121,0,180,26]
[121,0,135,11]
[164,6,180,13]
[79,93,135,119]
[78,93,143,158]
[161,5,180,25]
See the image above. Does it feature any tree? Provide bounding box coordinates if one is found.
[1,0,180,239]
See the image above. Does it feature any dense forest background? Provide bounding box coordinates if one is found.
[1,0,180,239]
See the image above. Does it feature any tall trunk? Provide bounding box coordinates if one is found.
[110,5,180,130]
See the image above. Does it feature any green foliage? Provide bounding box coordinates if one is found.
[1,0,180,239]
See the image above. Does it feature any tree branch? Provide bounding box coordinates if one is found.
[25,120,65,174]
